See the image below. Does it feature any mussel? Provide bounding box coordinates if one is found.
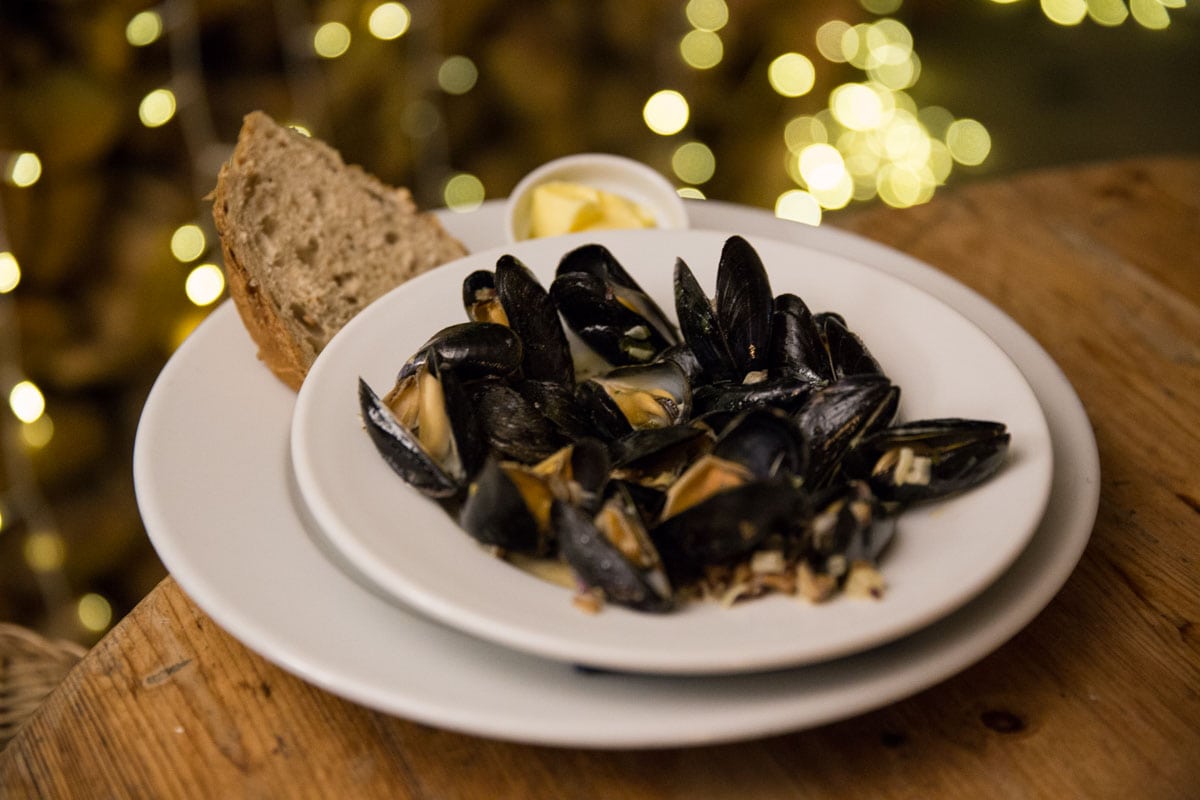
[793,374,900,489]
[397,322,523,382]
[459,439,610,553]
[358,352,485,500]
[494,255,576,385]
[843,418,1010,506]
[550,244,679,366]
[556,483,674,613]
[576,360,692,440]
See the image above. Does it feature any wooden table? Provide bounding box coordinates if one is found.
[2,156,1197,798]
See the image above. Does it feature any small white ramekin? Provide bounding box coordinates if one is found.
[505,153,690,243]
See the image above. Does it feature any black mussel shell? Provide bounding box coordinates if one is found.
[359,377,458,498]
[711,408,808,482]
[513,379,597,442]
[674,256,737,384]
[459,455,544,553]
[607,424,715,489]
[692,377,814,417]
[652,476,810,579]
[576,361,692,440]
[716,235,774,378]
[655,342,705,385]
[769,293,834,386]
[398,322,523,382]
[551,244,678,366]
[462,270,508,325]
[555,488,674,613]
[473,381,569,464]
[817,313,885,380]
[793,374,899,489]
[843,418,1010,505]
[495,255,575,385]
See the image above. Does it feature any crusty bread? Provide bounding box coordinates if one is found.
[212,111,467,390]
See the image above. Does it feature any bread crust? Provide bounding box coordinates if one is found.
[211,111,467,391]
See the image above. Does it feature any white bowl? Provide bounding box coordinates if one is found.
[505,153,690,243]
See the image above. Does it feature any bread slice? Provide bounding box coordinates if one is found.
[212,111,467,390]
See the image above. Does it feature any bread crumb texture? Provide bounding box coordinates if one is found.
[212,111,467,390]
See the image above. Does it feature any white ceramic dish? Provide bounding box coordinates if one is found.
[505,153,689,242]
[292,229,1053,675]
[133,202,1098,748]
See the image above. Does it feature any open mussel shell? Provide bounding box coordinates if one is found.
[608,423,715,490]
[577,360,692,440]
[397,322,523,382]
[711,408,809,482]
[793,373,900,489]
[652,476,810,579]
[716,235,775,378]
[844,418,1011,505]
[550,243,679,366]
[462,270,509,325]
[358,354,485,500]
[799,480,894,601]
[555,483,674,613]
[459,455,545,552]
[459,438,611,554]
[495,255,575,385]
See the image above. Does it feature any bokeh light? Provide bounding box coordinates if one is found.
[672,141,716,184]
[24,530,65,573]
[784,115,829,152]
[946,118,992,165]
[313,21,352,58]
[643,90,690,135]
[816,20,852,63]
[438,56,478,94]
[775,190,822,226]
[680,29,723,69]
[78,594,113,632]
[126,10,163,46]
[368,2,411,40]
[138,88,177,127]
[1130,0,1171,28]
[444,173,486,211]
[768,53,816,97]
[171,224,207,263]
[831,83,886,131]
[1041,0,1089,25]
[797,143,847,191]
[9,380,45,424]
[1086,0,1131,25]
[686,0,729,31]
[0,251,20,293]
[7,152,42,187]
[21,413,54,449]
[185,264,225,306]
[860,0,904,13]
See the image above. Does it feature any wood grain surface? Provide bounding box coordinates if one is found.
[2,156,1197,799]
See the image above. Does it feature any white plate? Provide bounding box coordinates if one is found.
[133,202,1098,747]
[291,229,1054,675]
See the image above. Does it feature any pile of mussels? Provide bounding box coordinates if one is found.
[359,235,1010,613]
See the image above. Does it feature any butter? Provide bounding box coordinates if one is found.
[529,181,656,238]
